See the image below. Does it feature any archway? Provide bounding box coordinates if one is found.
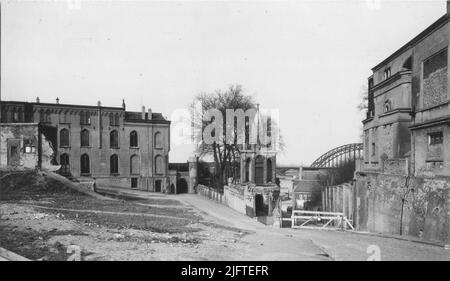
[176,178,188,194]
[254,194,268,216]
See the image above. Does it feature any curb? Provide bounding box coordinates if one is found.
[346,230,447,248]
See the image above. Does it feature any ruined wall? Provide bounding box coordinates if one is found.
[355,172,450,243]
[0,124,39,170]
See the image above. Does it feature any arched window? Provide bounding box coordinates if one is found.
[60,153,70,176]
[80,154,90,174]
[130,131,138,147]
[110,130,119,148]
[384,100,391,113]
[80,129,90,147]
[155,155,164,174]
[266,159,273,183]
[245,116,250,148]
[130,154,139,175]
[245,158,251,182]
[255,155,264,185]
[60,128,70,147]
[110,154,119,174]
[154,132,163,148]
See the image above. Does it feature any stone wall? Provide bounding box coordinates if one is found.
[355,171,450,243]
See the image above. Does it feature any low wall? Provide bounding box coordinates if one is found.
[196,184,281,226]
[224,185,246,215]
[197,184,224,204]
[355,171,450,243]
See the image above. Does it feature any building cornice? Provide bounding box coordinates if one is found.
[371,70,412,93]
[372,14,449,71]
[410,116,450,131]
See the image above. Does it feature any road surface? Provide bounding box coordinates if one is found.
[177,194,450,261]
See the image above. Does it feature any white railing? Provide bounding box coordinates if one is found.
[291,210,354,230]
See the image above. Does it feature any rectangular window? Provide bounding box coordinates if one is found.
[428,131,443,145]
[426,161,444,169]
[371,143,376,156]
[80,112,91,125]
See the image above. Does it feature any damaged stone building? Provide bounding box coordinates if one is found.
[0,99,171,192]
[357,3,450,243]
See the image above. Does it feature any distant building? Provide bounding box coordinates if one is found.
[0,98,171,192]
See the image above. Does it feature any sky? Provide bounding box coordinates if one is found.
[0,0,446,166]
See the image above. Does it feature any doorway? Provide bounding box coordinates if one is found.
[155,180,162,192]
[7,139,20,166]
[176,178,188,194]
[254,193,268,216]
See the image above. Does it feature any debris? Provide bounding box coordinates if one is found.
[113,233,125,240]
[33,213,48,219]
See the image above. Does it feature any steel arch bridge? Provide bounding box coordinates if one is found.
[310,143,363,168]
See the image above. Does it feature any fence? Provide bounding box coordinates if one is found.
[321,182,354,226]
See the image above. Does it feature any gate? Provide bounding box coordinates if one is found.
[291,210,354,230]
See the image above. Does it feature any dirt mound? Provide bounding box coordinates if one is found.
[0,170,85,201]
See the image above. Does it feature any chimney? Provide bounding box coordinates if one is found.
[142,106,145,119]
[36,97,40,103]
[148,108,152,120]
[97,100,101,107]
[56,97,59,104]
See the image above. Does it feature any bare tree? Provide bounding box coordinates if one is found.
[190,85,255,190]
[190,84,284,190]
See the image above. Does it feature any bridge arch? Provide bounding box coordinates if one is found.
[310,143,363,168]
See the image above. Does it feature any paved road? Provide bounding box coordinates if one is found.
[177,194,450,261]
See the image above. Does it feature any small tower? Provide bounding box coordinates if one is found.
[239,104,276,186]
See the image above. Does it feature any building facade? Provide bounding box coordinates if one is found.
[362,4,450,176]
[354,3,450,243]
[0,98,171,192]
